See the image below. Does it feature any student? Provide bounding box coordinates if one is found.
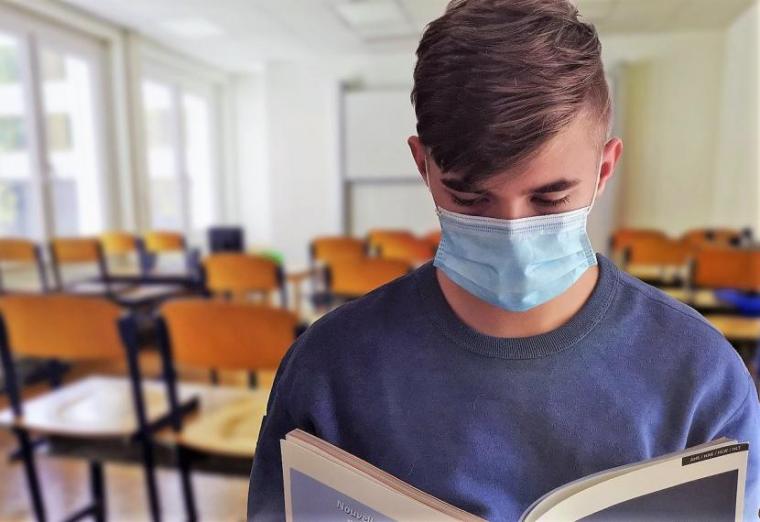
[248,0,760,520]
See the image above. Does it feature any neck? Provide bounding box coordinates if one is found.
[436,264,600,338]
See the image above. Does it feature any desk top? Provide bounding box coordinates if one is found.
[662,288,728,310]
[705,315,760,342]
[0,376,270,451]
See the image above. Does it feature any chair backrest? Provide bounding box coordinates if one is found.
[682,228,742,248]
[0,239,48,292]
[693,247,760,292]
[203,253,283,298]
[328,258,411,298]
[377,236,434,264]
[367,230,416,255]
[51,237,102,264]
[160,299,297,371]
[609,229,669,255]
[0,294,123,360]
[310,237,366,266]
[144,231,185,253]
[0,239,39,263]
[625,237,693,266]
[50,237,107,288]
[101,231,139,255]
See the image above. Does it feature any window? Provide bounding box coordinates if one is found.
[41,46,106,235]
[0,8,109,240]
[0,30,41,237]
[142,75,218,235]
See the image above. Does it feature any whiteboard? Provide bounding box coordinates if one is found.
[350,182,439,238]
[344,88,418,179]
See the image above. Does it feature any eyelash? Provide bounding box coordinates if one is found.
[532,196,571,208]
[450,195,571,208]
[451,195,484,207]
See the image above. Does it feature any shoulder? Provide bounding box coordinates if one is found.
[607,258,727,345]
[602,257,752,404]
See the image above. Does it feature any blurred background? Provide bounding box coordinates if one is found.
[0,0,757,520]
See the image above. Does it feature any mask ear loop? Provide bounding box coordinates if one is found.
[423,156,431,187]
[425,155,444,217]
[587,156,604,215]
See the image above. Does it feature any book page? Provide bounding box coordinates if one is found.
[282,439,474,521]
[527,441,748,522]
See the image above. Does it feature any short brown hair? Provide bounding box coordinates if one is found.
[411,0,611,186]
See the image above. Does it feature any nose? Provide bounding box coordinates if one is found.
[490,199,536,220]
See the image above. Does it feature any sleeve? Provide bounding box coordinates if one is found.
[246,332,311,521]
[711,373,760,522]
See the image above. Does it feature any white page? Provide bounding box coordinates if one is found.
[282,439,467,521]
[528,441,748,522]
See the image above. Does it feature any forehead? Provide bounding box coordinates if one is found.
[442,114,603,193]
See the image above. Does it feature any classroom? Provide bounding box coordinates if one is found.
[0,0,758,520]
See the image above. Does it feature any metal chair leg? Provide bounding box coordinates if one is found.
[16,427,46,522]
[138,435,161,522]
[89,461,105,522]
[176,446,197,522]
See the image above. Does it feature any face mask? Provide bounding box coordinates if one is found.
[426,158,601,312]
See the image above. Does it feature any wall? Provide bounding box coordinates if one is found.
[714,2,760,232]
[602,31,727,237]
[232,74,271,249]
[238,54,415,267]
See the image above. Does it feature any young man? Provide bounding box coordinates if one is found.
[248,0,760,520]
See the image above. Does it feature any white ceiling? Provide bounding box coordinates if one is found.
[59,0,756,73]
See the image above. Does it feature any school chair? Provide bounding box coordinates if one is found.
[325,258,412,302]
[49,237,120,294]
[202,253,287,307]
[153,299,299,521]
[616,235,692,286]
[375,235,434,265]
[53,237,189,312]
[309,237,368,307]
[367,229,417,256]
[682,228,744,249]
[0,238,48,293]
[0,294,162,521]
[143,231,200,278]
[691,247,760,293]
[310,236,367,266]
[100,231,149,277]
[609,228,668,261]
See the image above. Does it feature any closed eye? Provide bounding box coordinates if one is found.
[532,195,571,208]
[451,194,486,207]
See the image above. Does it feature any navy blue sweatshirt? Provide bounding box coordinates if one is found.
[248,255,760,521]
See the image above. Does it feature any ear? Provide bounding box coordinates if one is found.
[407,136,429,185]
[595,137,623,198]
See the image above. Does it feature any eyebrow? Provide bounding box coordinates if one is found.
[526,178,582,194]
[440,177,485,194]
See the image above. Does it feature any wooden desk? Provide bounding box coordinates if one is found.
[705,316,760,343]
[62,280,192,309]
[0,376,270,465]
[662,288,733,312]
[111,283,190,308]
[626,264,688,284]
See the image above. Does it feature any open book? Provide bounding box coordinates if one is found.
[281,430,749,521]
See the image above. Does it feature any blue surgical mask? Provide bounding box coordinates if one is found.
[426,159,600,312]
